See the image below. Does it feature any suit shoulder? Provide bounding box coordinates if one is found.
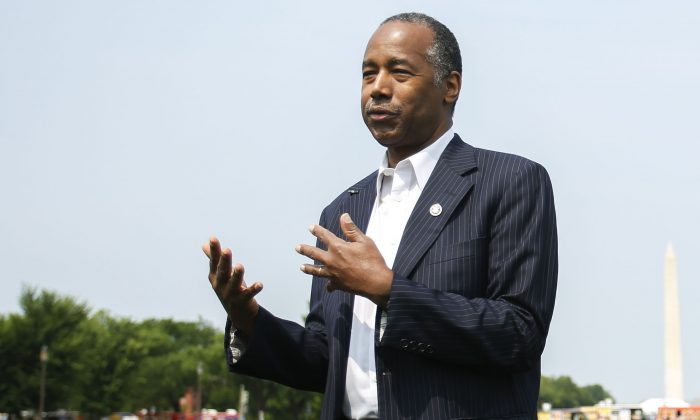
[472,146,551,180]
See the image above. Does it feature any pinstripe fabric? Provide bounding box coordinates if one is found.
[225,135,558,420]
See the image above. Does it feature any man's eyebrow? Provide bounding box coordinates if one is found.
[387,58,411,67]
[362,58,414,69]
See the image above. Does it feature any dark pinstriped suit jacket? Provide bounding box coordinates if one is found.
[226,135,558,419]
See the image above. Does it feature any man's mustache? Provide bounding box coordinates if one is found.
[364,100,402,115]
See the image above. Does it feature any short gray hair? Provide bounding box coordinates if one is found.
[382,12,462,86]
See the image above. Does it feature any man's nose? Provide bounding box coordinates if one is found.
[370,71,392,99]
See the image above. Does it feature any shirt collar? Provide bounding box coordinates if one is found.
[375,127,455,192]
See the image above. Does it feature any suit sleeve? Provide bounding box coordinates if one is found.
[379,161,558,371]
[224,214,331,392]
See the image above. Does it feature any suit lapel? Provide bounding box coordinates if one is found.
[333,173,377,311]
[333,172,377,339]
[343,173,377,236]
[392,135,478,277]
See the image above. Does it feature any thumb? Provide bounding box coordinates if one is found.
[340,213,363,242]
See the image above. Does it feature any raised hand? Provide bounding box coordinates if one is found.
[202,236,263,335]
[296,213,393,307]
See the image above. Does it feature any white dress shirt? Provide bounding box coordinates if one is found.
[342,128,454,419]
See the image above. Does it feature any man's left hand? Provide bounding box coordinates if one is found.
[296,213,393,308]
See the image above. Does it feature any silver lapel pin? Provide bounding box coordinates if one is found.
[429,203,442,217]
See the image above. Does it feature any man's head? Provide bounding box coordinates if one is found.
[382,13,462,88]
[361,13,462,166]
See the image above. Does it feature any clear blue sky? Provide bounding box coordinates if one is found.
[1,0,699,404]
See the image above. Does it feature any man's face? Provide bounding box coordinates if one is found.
[361,21,452,160]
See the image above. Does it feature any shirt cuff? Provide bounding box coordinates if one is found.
[228,324,248,364]
[379,309,387,341]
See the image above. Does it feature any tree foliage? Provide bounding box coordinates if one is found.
[0,287,321,419]
[539,375,614,408]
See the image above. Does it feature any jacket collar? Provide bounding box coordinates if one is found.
[391,134,478,276]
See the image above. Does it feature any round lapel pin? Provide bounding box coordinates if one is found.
[429,203,442,217]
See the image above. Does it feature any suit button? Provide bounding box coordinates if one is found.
[417,342,425,352]
[400,338,409,349]
[426,344,434,354]
[409,340,416,351]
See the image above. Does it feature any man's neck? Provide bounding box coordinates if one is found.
[386,121,453,168]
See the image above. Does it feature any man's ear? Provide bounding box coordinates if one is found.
[443,71,462,107]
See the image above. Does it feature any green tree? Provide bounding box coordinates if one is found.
[0,287,321,418]
[0,287,95,413]
[538,375,614,408]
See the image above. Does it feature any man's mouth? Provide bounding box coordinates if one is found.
[367,107,399,122]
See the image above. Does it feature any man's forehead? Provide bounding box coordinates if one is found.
[364,21,434,60]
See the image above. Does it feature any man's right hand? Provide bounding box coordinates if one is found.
[202,236,263,336]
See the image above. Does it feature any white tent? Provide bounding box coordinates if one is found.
[639,398,690,417]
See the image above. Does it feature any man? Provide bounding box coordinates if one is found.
[203,13,557,420]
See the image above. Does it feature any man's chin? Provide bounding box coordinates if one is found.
[369,128,401,147]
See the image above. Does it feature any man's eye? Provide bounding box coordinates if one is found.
[363,71,376,79]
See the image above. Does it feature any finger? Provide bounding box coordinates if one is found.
[340,213,364,242]
[202,243,211,258]
[231,262,245,289]
[241,282,264,299]
[208,236,222,275]
[215,248,232,287]
[294,244,327,264]
[308,223,341,247]
[299,263,327,277]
